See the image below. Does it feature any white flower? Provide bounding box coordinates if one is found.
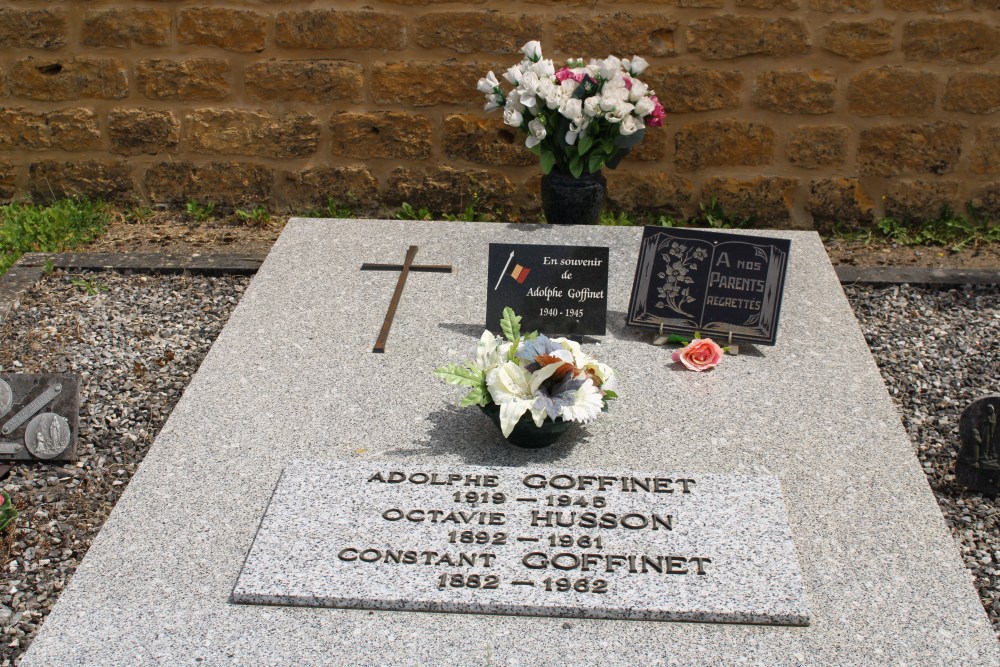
[583,96,601,117]
[558,97,583,122]
[619,114,642,136]
[503,64,524,85]
[517,71,540,108]
[624,56,649,76]
[565,117,589,146]
[475,330,500,370]
[605,101,634,123]
[558,379,604,423]
[484,94,502,112]
[503,105,523,127]
[477,71,500,95]
[595,56,623,81]
[521,40,543,62]
[525,119,547,148]
[628,80,649,103]
[487,362,535,437]
[530,59,555,78]
[634,96,655,118]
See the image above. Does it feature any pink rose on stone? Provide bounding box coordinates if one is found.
[672,338,724,372]
[646,95,666,127]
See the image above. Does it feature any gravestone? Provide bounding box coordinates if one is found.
[233,461,809,625]
[19,220,1000,666]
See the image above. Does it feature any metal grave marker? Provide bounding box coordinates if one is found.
[233,459,809,625]
[0,374,80,462]
[486,243,609,336]
[360,245,453,353]
[627,227,790,345]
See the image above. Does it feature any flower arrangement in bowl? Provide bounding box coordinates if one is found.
[434,308,618,448]
[478,41,666,225]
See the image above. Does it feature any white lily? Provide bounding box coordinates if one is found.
[475,330,499,369]
[487,362,535,437]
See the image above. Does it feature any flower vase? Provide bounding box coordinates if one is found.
[480,403,572,448]
[541,170,606,226]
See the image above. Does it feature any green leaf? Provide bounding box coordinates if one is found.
[540,150,556,175]
[499,307,521,345]
[433,363,483,388]
[602,390,618,400]
[578,133,593,155]
[588,152,605,173]
[666,334,688,345]
[459,387,486,407]
[569,156,584,179]
[529,144,543,156]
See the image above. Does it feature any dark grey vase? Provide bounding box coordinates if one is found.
[541,170,606,225]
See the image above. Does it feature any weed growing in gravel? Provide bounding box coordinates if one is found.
[235,206,271,227]
[598,197,753,229]
[70,276,109,295]
[303,198,354,218]
[830,204,1000,252]
[396,202,433,221]
[185,200,216,223]
[125,206,157,224]
[0,199,109,275]
[396,194,501,222]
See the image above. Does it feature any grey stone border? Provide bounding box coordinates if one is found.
[0,252,996,326]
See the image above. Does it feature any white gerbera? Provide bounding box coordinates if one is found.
[558,379,604,423]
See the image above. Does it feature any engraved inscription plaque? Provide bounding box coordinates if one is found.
[233,460,810,626]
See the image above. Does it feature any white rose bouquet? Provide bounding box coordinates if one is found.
[435,308,618,439]
[478,41,666,178]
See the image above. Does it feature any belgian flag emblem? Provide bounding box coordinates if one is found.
[511,263,531,284]
[495,250,532,290]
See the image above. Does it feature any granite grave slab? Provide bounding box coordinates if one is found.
[233,460,809,625]
[19,220,1000,667]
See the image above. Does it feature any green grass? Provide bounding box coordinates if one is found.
[235,205,271,227]
[0,199,110,275]
[829,204,1000,252]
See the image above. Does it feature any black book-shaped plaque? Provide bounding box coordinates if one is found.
[487,243,609,336]
[627,227,790,345]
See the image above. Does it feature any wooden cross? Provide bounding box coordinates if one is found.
[361,245,453,353]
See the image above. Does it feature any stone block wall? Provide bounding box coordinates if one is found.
[0,1,998,227]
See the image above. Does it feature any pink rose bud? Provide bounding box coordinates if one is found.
[674,338,724,372]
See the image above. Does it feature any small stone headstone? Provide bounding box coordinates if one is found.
[956,394,1000,495]
[0,374,80,462]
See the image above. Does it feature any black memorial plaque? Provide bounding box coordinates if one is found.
[487,243,609,336]
[956,394,1000,495]
[627,227,791,345]
[0,373,80,462]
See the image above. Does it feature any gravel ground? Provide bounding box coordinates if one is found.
[0,272,995,665]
